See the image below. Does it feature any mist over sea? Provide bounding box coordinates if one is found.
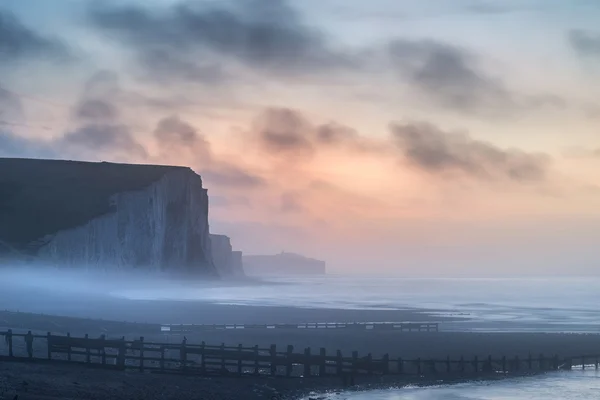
[111,275,600,333]
[2,271,600,398]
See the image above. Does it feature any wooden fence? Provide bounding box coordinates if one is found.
[160,322,439,333]
[0,329,596,380]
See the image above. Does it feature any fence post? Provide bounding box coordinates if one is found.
[515,355,520,371]
[220,343,226,372]
[595,356,598,370]
[118,336,126,370]
[539,353,544,371]
[416,358,421,375]
[383,353,390,374]
[160,345,165,372]
[238,344,243,375]
[582,356,586,370]
[485,355,492,373]
[319,348,327,376]
[459,356,465,373]
[7,329,13,357]
[100,334,106,365]
[67,333,72,361]
[397,357,403,374]
[366,353,373,375]
[139,336,144,372]
[270,344,277,376]
[286,345,294,377]
[304,347,311,377]
[502,356,506,373]
[553,354,558,370]
[201,341,206,373]
[254,345,259,375]
[472,356,478,373]
[44,331,50,359]
[85,334,90,363]
[334,350,343,376]
[352,351,358,376]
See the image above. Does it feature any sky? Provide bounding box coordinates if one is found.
[1,0,599,276]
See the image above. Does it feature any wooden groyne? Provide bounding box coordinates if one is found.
[1,328,595,381]
[161,322,439,333]
[0,310,440,334]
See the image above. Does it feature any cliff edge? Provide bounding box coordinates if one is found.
[0,158,217,276]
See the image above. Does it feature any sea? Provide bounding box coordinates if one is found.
[3,272,600,399]
[301,369,600,400]
[114,274,600,400]
[113,274,600,333]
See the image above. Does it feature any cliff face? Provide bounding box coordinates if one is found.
[231,251,244,276]
[210,234,245,277]
[243,252,326,275]
[0,158,217,276]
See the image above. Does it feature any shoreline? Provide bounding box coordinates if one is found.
[2,310,600,399]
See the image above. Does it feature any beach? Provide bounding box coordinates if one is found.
[2,275,600,399]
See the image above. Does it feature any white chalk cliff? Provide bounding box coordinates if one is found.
[210,234,245,277]
[36,167,218,276]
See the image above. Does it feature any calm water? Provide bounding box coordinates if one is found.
[112,275,600,332]
[303,370,600,400]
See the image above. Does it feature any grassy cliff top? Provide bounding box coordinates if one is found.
[0,158,193,251]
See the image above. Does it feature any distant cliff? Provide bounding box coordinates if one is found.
[210,234,245,277]
[242,252,326,275]
[0,158,218,276]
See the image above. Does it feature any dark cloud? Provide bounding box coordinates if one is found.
[569,30,600,57]
[0,10,70,63]
[389,39,513,114]
[315,123,359,145]
[391,121,550,183]
[280,191,303,213]
[88,0,356,82]
[202,163,266,188]
[74,99,119,121]
[137,49,228,84]
[255,108,315,156]
[253,108,383,158]
[154,115,203,147]
[61,124,147,158]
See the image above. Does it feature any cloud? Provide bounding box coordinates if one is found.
[389,39,513,114]
[569,29,600,57]
[88,0,357,82]
[280,191,303,213]
[154,115,206,147]
[0,10,70,63]
[74,99,119,121]
[61,124,147,158]
[255,108,315,157]
[252,107,384,159]
[202,163,267,188]
[391,121,551,183]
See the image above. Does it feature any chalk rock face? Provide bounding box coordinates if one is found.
[0,158,218,276]
[210,234,245,277]
[231,251,244,276]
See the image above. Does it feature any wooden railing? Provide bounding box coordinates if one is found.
[2,328,597,380]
